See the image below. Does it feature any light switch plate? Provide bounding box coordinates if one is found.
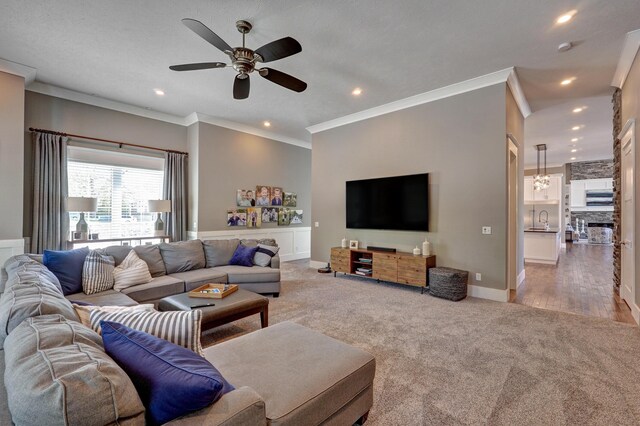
[314,222,319,227]
[482,226,492,235]
[476,273,482,281]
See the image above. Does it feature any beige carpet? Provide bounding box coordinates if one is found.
[202,260,640,425]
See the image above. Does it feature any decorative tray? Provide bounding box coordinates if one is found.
[188,283,238,299]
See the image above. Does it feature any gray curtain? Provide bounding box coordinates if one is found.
[31,132,69,253]
[163,152,188,241]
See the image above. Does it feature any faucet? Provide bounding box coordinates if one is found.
[538,210,549,230]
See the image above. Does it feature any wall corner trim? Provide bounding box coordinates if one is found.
[0,58,36,85]
[612,29,640,89]
[467,284,509,302]
[506,68,532,118]
[306,67,530,134]
[25,82,311,149]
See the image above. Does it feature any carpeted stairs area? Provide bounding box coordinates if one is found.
[202,260,640,425]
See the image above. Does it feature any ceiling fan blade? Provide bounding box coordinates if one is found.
[233,75,250,99]
[255,37,302,63]
[182,18,233,53]
[259,68,307,93]
[169,62,227,71]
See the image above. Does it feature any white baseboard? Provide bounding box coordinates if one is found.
[190,227,311,262]
[309,260,328,269]
[517,270,526,288]
[468,285,509,302]
[525,258,558,265]
[631,302,640,325]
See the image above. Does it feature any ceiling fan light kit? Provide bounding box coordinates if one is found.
[170,18,307,100]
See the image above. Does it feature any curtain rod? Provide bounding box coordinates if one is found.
[28,127,188,155]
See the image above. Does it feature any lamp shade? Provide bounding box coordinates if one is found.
[67,197,98,212]
[148,200,172,213]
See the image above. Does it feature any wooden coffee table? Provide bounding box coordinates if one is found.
[158,288,269,332]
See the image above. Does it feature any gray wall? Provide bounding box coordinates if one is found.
[620,48,640,306]
[0,71,25,240]
[23,91,188,238]
[311,84,510,291]
[193,122,311,231]
[506,87,525,277]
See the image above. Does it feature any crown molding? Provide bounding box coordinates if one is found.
[26,81,310,149]
[186,112,311,149]
[506,68,532,118]
[27,81,187,125]
[0,58,36,85]
[612,29,640,89]
[307,67,530,134]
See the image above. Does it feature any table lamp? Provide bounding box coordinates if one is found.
[67,197,98,240]
[148,200,172,237]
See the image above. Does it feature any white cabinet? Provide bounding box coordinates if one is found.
[570,180,586,207]
[570,178,613,210]
[524,175,562,203]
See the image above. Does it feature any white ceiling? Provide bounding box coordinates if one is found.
[1,1,639,145]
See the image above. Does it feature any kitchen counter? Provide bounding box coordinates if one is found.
[524,228,561,265]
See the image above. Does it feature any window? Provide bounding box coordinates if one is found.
[67,146,164,239]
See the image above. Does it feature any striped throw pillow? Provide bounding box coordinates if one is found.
[73,303,155,328]
[113,250,152,291]
[89,309,204,356]
[82,250,115,295]
[253,244,280,267]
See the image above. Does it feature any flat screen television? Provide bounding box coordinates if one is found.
[346,173,429,231]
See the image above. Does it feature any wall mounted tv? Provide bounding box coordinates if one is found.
[346,173,429,231]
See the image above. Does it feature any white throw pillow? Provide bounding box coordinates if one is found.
[89,309,204,356]
[253,244,279,267]
[113,250,152,291]
[73,303,155,328]
[82,250,115,295]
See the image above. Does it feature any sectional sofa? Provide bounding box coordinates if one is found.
[0,240,376,425]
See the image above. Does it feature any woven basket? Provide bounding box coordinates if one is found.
[428,267,468,301]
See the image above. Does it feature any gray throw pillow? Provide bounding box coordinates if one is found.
[203,239,240,267]
[4,315,145,425]
[134,244,167,277]
[159,240,206,274]
[99,245,133,266]
[253,244,280,267]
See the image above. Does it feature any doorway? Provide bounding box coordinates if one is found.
[507,135,518,293]
[620,119,637,323]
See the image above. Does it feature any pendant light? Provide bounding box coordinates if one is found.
[533,144,550,191]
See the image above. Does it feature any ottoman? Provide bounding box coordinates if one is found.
[201,321,375,425]
[428,267,468,301]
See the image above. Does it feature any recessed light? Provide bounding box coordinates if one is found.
[557,11,576,24]
[571,149,577,153]
[573,107,583,113]
[572,126,581,131]
[571,138,579,142]
[263,121,271,127]
[561,78,575,86]
[154,89,165,96]
[570,157,577,161]
[352,87,363,96]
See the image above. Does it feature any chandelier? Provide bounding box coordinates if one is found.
[533,144,550,191]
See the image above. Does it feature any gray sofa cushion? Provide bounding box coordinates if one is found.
[213,265,280,284]
[170,269,229,292]
[203,239,240,267]
[134,244,167,277]
[2,254,61,293]
[65,289,138,307]
[121,275,185,302]
[159,240,206,274]
[0,282,78,348]
[203,321,375,425]
[4,315,145,426]
[99,245,133,266]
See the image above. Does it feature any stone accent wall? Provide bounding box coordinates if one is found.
[612,88,622,292]
[570,211,614,228]
[570,159,613,180]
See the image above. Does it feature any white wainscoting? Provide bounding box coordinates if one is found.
[188,227,311,262]
[0,238,25,272]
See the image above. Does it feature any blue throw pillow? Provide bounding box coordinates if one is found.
[43,247,90,295]
[229,244,259,267]
[101,320,234,425]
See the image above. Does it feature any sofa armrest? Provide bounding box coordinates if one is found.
[166,386,266,426]
[270,253,280,269]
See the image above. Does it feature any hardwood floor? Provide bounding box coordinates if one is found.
[512,243,635,324]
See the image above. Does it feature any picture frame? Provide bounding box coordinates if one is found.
[283,192,297,207]
[290,210,303,224]
[247,207,262,228]
[349,240,359,249]
[227,209,247,227]
[236,189,256,207]
[271,187,283,206]
[255,185,272,206]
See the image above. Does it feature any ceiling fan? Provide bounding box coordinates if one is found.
[170,18,307,100]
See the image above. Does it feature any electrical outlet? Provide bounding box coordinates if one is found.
[482,226,492,235]
[314,222,319,227]
[476,273,482,281]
